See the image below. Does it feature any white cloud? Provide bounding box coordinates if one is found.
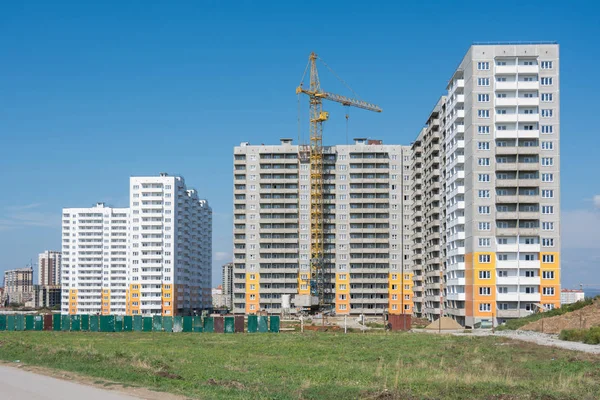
[593,195,600,209]
[0,204,59,231]
[214,251,231,262]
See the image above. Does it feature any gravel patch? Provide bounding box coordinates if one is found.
[467,329,600,354]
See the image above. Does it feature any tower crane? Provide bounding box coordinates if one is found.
[296,52,382,310]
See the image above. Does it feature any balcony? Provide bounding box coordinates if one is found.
[518,113,540,123]
[517,97,539,107]
[518,129,540,138]
[519,211,539,220]
[495,65,517,74]
[495,114,518,123]
[517,65,539,74]
[519,244,541,253]
[495,98,518,107]
[496,195,519,203]
[496,130,519,139]
[495,81,518,91]
[496,163,518,172]
[495,146,518,156]
[496,243,519,253]
[496,211,518,220]
[518,81,540,90]
[496,178,518,187]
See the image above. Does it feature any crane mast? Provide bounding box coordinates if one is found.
[296,52,382,310]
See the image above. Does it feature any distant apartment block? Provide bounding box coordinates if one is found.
[222,262,233,309]
[61,173,212,316]
[233,138,413,316]
[561,289,585,305]
[411,43,560,327]
[61,203,129,315]
[128,174,212,316]
[2,267,34,305]
[38,250,62,285]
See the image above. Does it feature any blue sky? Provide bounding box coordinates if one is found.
[1,1,599,288]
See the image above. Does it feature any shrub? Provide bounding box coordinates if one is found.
[583,327,600,345]
[559,327,600,344]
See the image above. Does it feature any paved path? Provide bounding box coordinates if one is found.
[0,365,137,400]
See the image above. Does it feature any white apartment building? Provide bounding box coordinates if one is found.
[61,174,212,316]
[38,250,62,286]
[233,138,413,316]
[128,174,212,316]
[61,203,129,315]
[413,43,560,327]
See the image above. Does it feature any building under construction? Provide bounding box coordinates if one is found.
[233,138,413,315]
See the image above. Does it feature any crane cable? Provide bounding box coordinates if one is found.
[319,56,363,101]
[345,105,350,145]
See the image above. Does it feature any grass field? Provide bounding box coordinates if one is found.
[0,332,599,400]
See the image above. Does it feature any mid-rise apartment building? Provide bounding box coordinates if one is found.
[38,250,62,286]
[412,43,560,326]
[128,174,212,316]
[61,203,129,315]
[2,267,34,305]
[61,174,212,316]
[233,138,413,316]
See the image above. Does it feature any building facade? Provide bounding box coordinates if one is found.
[2,267,34,305]
[411,97,445,321]
[128,174,213,316]
[222,262,233,309]
[560,289,585,305]
[38,250,62,286]
[61,174,212,316]
[61,203,129,315]
[411,43,561,326]
[34,284,62,308]
[233,138,413,316]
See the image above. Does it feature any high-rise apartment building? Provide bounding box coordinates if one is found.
[411,97,445,320]
[61,174,212,316]
[128,174,212,316]
[61,203,129,315]
[38,250,62,286]
[222,262,233,308]
[412,43,560,327]
[233,138,413,316]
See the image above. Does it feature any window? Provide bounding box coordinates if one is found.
[479,271,491,280]
[541,77,553,85]
[478,174,490,182]
[478,109,490,118]
[497,76,507,82]
[541,157,553,166]
[541,109,553,118]
[542,206,554,214]
[479,303,491,312]
[543,287,555,296]
[478,126,490,134]
[497,93,507,98]
[478,222,491,231]
[541,61,553,69]
[541,93,553,102]
[541,125,554,134]
[478,206,490,214]
[478,142,490,150]
[478,158,490,166]
[479,238,491,247]
[542,238,554,247]
[479,287,491,296]
[477,77,490,86]
[496,60,507,66]
[497,109,507,115]
[542,222,554,231]
[478,190,490,198]
[479,254,491,263]
[542,271,555,279]
[542,189,554,198]
[541,141,554,150]
[477,61,490,70]
[496,125,507,131]
[498,254,508,261]
[542,254,555,263]
[478,94,490,102]
[498,270,508,277]
[541,173,554,182]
